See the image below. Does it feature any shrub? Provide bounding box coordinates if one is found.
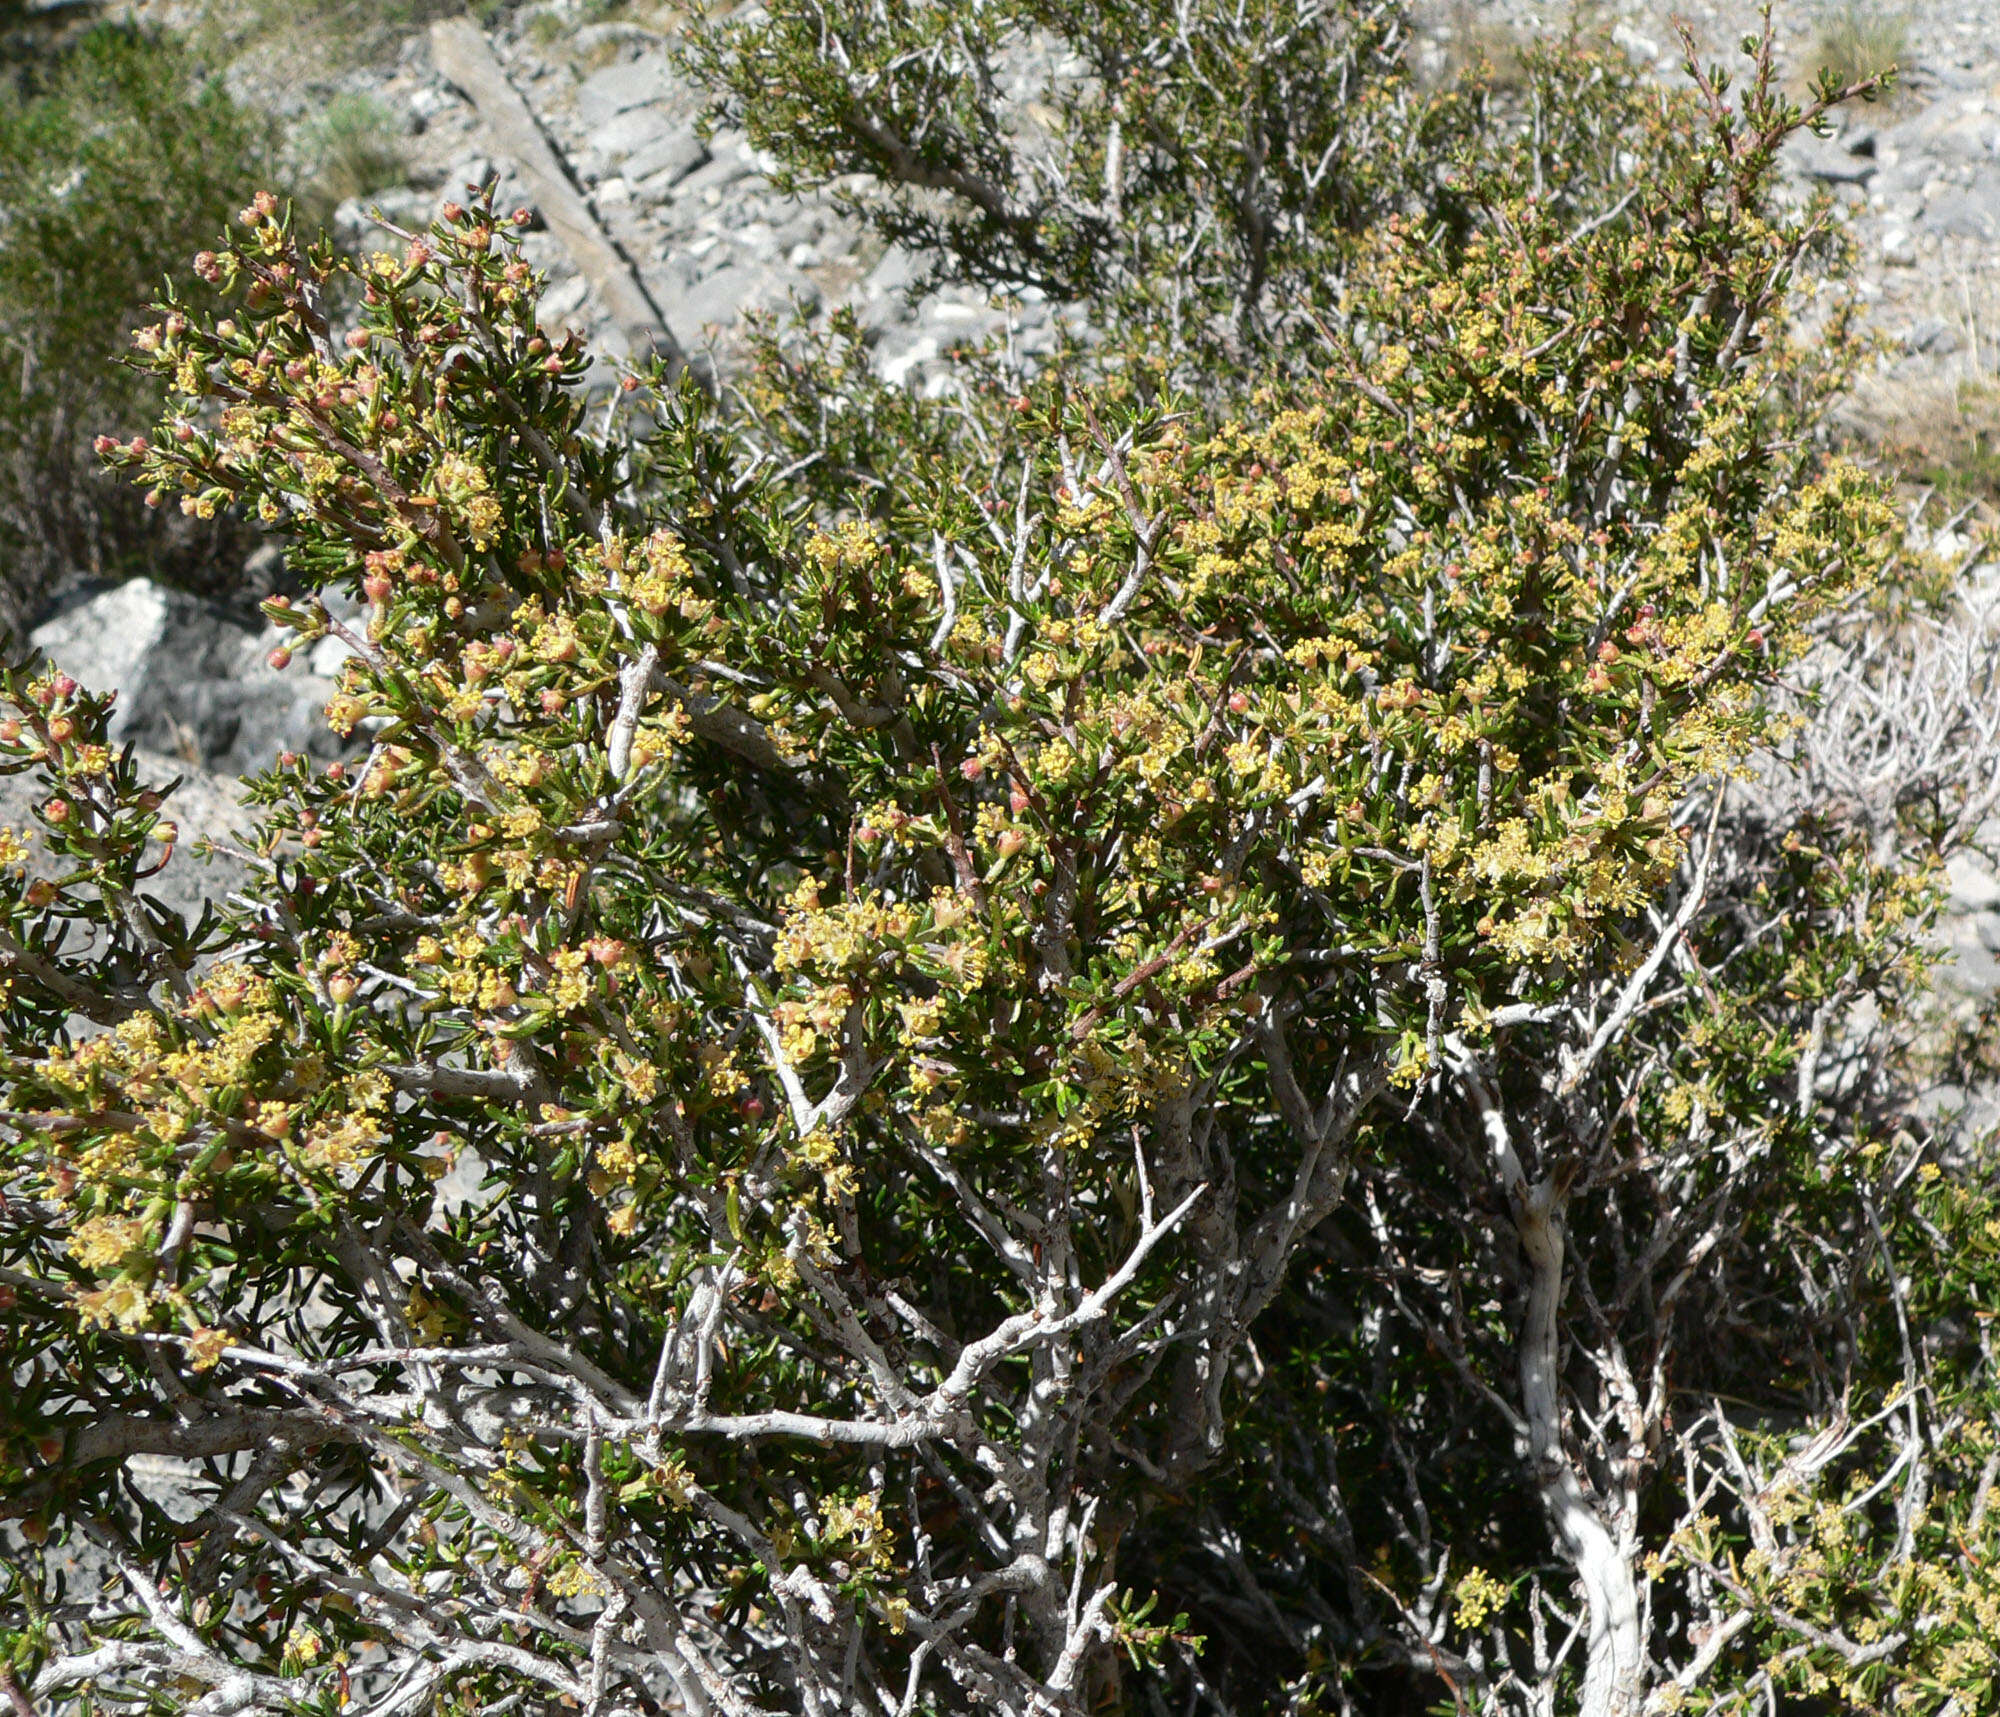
[3,14,1995,1717]
[0,24,276,632]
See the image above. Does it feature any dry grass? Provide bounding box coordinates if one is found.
[1838,267,2000,518]
[1846,371,2000,514]
[1805,3,1909,98]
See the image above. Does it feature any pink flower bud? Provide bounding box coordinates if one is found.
[93,435,117,456]
[363,572,393,604]
[441,202,466,223]
[268,647,293,671]
[51,675,76,699]
[0,721,18,742]
[345,329,370,350]
[540,689,567,715]
[960,757,984,781]
[47,717,73,743]
[326,972,358,1004]
[43,798,70,824]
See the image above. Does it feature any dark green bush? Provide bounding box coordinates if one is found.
[0,24,276,632]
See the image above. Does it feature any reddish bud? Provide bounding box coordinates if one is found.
[587,937,625,966]
[1009,785,1031,814]
[363,572,393,605]
[175,423,195,444]
[24,880,56,909]
[326,972,358,1004]
[543,354,564,374]
[254,190,279,216]
[442,201,466,223]
[345,329,370,350]
[1597,641,1619,664]
[512,207,533,226]
[959,757,984,781]
[1228,691,1250,713]
[325,761,345,781]
[540,689,567,715]
[268,647,293,671]
[0,721,18,742]
[93,435,117,456]
[857,824,882,845]
[46,717,73,744]
[740,1095,766,1120]
[128,437,148,456]
[51,675,76,699]
[43,798,70,824]
[995,828,1025,858]
[621,375,639,393]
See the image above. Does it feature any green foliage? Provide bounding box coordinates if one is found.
[0,24,275,629]
[0,10,1988,1717]
[679,0,1448,385]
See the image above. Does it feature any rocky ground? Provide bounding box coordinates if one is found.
[31,0,2000,995]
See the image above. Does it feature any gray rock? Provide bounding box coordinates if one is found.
[32,580,171,746]
[1908,316,1967,355]
[1790,132,1877,185]
[30,580,347,781]
[1922,180,2000,237]
[590,103,674,162]
[677,144,759,199]
[624,123,708,188]
[574,56,675,130]
[676,263,822,336]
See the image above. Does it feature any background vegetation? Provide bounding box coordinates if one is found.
[0,20,275,631]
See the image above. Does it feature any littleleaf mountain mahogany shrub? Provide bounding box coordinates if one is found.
[0,17,1994,1717]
